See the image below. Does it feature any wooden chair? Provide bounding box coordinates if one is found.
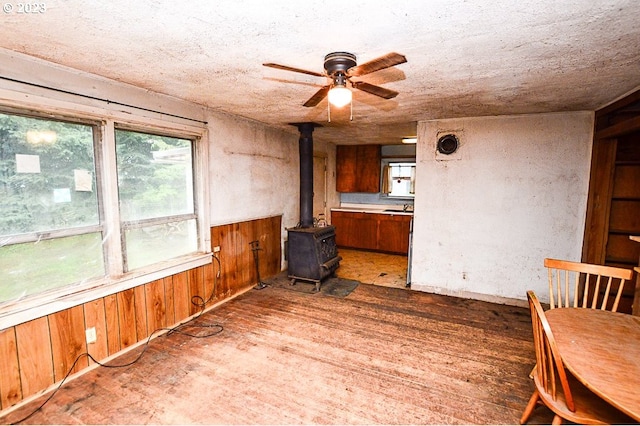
[529,258,634,379]
[544,258,634,312]
[520,291,633,425]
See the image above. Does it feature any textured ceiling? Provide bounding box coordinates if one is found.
[1,0,639,145]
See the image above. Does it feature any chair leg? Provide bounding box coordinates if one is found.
[520,390,540,425]
[551,414,563,425]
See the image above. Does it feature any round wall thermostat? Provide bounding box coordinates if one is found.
[437,134,459,155]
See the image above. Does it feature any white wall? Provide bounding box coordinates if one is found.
[411,112,594,305]
[207,111,299,226]
[207,111,301,270]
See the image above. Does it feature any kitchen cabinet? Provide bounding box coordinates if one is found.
[332,211,378,250]
[336,145,381,193]
[377,213,412,254]
[332,210,411,255]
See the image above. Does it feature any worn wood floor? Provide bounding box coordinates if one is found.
[1,279,555,425]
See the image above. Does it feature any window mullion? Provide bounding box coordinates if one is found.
[99,120,125,276]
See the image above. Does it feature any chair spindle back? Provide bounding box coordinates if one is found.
[544,258,633,312]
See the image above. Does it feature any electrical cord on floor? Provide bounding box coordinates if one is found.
[10,254,224,425]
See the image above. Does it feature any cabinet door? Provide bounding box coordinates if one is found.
[332,211,377,250]
[336,145,381,193]
[357,145,381,193]
[336,146,358,192]
[376,214,411,255]
[331,212,350,247]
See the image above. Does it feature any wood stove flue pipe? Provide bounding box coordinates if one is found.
[293,122,319,228]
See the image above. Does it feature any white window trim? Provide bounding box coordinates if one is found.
[0,86,211,330]
[381,158,416,199]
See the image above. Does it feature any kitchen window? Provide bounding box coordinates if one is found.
[382,160,416,198]
[0,109,206,311]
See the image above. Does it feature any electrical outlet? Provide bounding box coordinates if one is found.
[213,246,221,253]
[85,327,97,344]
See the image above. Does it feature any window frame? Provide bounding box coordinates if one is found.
[114,124,201,272]
[0,101,211,330]
[380,158,416,199]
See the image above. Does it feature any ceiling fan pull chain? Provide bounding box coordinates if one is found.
[327,101,332,122]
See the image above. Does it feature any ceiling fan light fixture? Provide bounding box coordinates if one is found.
[328,84,352,108]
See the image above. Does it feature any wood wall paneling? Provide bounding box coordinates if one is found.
[172,271,190,321]
[163,275,176,327]
[188,267,205,316]
[210,215,281,298]
[145,279,167,334]
[83,299,108,366]
[104,294,121,356]
[15,317,53,400]
[133,285,148,342]
[202,262,216,307]
[211,224,236,299]
[116,289,138,349]
[0,328,21,409]
[239,221,253,287]
[49,306,88,381]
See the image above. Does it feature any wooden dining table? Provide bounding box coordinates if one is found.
[545,307,640,421]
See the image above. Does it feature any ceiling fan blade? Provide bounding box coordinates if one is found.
[263,63,325,77]
[348,52,407,77]
[352,81,399,99]
[303,86,330,107]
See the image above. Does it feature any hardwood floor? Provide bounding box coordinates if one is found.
[0,279,554,424]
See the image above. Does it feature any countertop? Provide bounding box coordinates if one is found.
[331,206,414,216]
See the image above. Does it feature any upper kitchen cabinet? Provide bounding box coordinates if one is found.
[336,145,381,193]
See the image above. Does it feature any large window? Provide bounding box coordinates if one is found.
[0,112,104,303]
[0,111,204,307]
[115,129,197,270]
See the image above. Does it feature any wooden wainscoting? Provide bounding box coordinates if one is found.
[210,215,282,299]
[0,215,282,414]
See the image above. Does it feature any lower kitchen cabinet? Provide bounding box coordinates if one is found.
[332,210,411,255]
[377,214,412,254]
[332,211,377,250]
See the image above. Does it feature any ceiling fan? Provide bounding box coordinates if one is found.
[263,51,407,108]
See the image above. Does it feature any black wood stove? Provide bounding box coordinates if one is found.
[287,123,341,291]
